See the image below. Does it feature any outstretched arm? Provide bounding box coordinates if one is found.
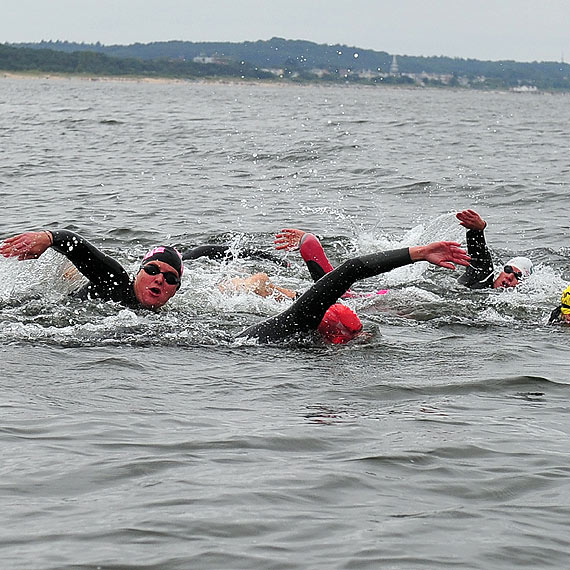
[2,229,130,298]
[238,241,470,343]
[1,231,53,260]
[456,209,494,289]
[409,241,471,270]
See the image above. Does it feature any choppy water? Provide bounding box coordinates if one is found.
[1,76,570,569]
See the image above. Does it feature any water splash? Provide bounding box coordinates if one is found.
[0,224,566,347]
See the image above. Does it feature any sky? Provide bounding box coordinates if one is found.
[2,0,569,63]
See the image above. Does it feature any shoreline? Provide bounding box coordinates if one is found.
[1,70,562,94]
[0,70,434,90]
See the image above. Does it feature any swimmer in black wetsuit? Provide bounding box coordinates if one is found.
[184,233,364,342]
[0,229,183,310]
[273,228,381,343]
[237,240,470,343]
[456,209,533,289]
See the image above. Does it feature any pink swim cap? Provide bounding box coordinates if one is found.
[142,246,184,276]
[317,304,363,344]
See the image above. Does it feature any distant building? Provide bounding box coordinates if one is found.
[390,55,399,75]
[511,85,539,93]
[263,68,285,77]
[193,55,215,64]
[192,54,229,65]
[310,68,330,78]
[358,68,382,79]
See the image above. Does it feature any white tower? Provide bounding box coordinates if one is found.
[390,54,399,75]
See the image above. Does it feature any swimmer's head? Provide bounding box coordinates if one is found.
[505,257,533,279]
[317,304,362,344]
[560,284,570,316]
[493,256,533,289]
[141,246,184,277]
[134,246,184,309]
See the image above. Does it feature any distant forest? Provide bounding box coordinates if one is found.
[3,38,570,90]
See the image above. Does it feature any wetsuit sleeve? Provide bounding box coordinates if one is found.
[238,248,411,343]
[458,229,494,289]
[182,245,232,260]
[299,233,334,281]
[242,248,290,267]
[51,230,131,302]
[182,244,289,267]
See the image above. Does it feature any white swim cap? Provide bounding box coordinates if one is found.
[505,256,533,278]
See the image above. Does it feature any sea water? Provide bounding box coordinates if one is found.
[1,76,569,569]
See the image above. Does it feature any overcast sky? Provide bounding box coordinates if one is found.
[2,0,568,63]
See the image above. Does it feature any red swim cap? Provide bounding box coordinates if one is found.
[317,304,362,344]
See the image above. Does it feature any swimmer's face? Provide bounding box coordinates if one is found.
[133,261,180,309]
[493,265,521,289]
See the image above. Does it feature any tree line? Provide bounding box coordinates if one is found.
[0,43,275,80]
[3,38,570,90]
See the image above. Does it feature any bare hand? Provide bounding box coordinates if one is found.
[274,228,306,251]
[0,231,53,261]
[456,209,486,231]
[409,241,471,270]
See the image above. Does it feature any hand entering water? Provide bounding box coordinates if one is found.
[0,231,53,261]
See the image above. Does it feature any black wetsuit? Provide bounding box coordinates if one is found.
[458,229,494,289]
[51,230,139,306]
[51,235,286,307]
[237,248,411,343]
[182,245,288,267]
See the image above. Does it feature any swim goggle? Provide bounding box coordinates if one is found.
[140,263,181,285]
[503,265,523,280]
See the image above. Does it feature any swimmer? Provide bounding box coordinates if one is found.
[274,228,374,343]
[238,240,470,343]
[456,209,533,289]
[217,271,362,343]
[190,233,363,343]
[0,230,183,310]
[548,284,570,324]
[183,233,463,344]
